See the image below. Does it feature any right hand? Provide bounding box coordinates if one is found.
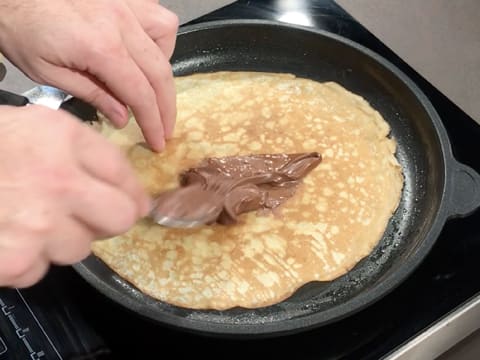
[0,105,150,288]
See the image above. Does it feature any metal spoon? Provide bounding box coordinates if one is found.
[148,172,293,229]
[148,183,225,229]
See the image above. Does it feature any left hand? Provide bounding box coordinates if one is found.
[0,0,179,151]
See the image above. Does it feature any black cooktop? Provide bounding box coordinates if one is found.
[1,1,480,359]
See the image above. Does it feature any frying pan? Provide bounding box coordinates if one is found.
[4,20,480,337]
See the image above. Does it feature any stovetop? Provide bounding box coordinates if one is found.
[1,1,480,359]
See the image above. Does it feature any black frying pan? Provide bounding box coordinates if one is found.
[3,20,480,337]
[72,20,480,337]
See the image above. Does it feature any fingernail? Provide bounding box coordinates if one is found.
[165,117,176,140]
[164,125,174,140]
[151,137,165,152]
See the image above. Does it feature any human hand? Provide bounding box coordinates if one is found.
[0,105,150,287]
[0,0,179,151]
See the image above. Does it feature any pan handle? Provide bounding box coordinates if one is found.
[0,88,97,122]
[447,160,480,219]
[0,89,29,106]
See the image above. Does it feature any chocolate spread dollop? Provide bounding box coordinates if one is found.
[152,152,322,225]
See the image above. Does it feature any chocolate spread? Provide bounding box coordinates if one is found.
[152,152,322,225]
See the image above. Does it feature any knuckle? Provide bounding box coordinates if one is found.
[17,207,55,237]
[120,204,138,231]
[1,252,38,283]
[158,63,174,84]
[85,7,132,61]
[13,266,48,288]
[133,85,156,109]
[111,1,132,22]
[83,87,108,107]
[92,197,139,237]
[87,36,125,64]
[26,216,53,237]
[45,167,76,197]
[77,241,93,261]
[13,264,49,288]
[136,2,178,36]
[112,202,138,234]
[104,147,129,179]
[47,224,93,265]
[162,10,179,35]
[55,238,92,265]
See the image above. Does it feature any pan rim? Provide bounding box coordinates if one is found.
[74,19,453,336]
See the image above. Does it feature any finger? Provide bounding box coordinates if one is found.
[10,259,49,288]
[74,126,150,215]
[0,245,49,288]
[34,62,129,128]
[126,0,179,59]
[10,259,50,288]
[123,23,177,139]
[45,216,93,265]
[86,43,166,151]
[69,172,141,237]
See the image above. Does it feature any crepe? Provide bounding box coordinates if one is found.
[91,72,403,310]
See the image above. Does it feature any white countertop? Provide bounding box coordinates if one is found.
[337,0,480,124]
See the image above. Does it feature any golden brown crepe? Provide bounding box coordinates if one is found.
[91,72,403,310]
